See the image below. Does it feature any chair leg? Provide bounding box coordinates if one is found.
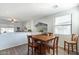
[32,48,33,55]
[64,41,66,50]
[53,49,55,55]
[47,46,50,54]
[28,46,29,55]
[49,47,50,54]
[72,44,73,52]
[39,43,42,54]
[56,47,58,55]
[76,44,78,54]
[68,44,69,54]
[34,48,36,55]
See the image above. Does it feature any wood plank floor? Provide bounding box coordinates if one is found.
[0,44,78,55]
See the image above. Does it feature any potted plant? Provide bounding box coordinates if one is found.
[39,30,43,33]
[28,29,32,32]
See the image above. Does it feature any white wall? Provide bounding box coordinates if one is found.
[26,16,54,33]
[72,7,79,34]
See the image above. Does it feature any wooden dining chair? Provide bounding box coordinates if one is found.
[27,35,39,55]
[47,36,59,55]
[41,33,53,36]
[47,33,53,36]
[64,34,78,54]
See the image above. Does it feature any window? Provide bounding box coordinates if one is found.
[55,14,72,35]
[1,28,14,33]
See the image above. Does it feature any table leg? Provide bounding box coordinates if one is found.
[40,42,42,54]
[76,43,78,54]
[44,41,48,55]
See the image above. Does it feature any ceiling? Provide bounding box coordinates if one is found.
[0,3,78,22]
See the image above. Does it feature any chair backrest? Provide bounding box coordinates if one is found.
[47,33,53,36]
[41,32,53,36]
[54,36,59,48]
[27,35,33,45]
[49,36,59,48]
[72,34,78,42]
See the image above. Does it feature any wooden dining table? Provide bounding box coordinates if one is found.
[32,34,56,54]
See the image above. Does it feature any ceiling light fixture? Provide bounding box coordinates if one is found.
[8,17,17,23]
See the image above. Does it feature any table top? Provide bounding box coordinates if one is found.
[32,34,55,42]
